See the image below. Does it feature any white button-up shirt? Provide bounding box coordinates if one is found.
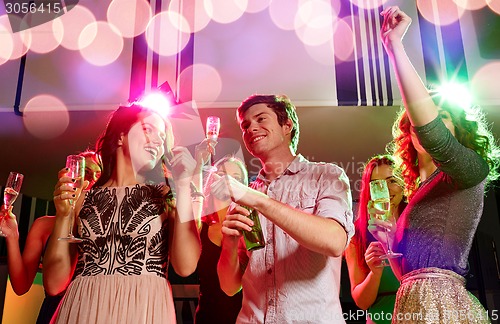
[236,155,354,324]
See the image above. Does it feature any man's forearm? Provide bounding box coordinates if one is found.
[254,195,347,257]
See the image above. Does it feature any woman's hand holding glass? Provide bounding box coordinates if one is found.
[365,241,389,270]
[194,138,218,170]
[56,155,85,243]
[0,206,19,239]
[1,171,23,237]
[368,179,402,259]
[201,116,220,172]
[53,169,77,217]
[168,146,197,186]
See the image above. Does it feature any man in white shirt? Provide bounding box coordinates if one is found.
[212,94,354,324]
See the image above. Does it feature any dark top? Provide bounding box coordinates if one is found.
[195,220,242,324]
[37,235,63,324]
[36,294,63,324]
[395,117,489,276]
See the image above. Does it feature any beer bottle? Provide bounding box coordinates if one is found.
[241,205,266,251]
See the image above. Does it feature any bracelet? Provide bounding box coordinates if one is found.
[192,197,204,203]
[191,191,205,200]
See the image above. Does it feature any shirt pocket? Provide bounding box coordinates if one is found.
[289,197,316,214]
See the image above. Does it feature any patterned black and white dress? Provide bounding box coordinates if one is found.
[52,184,175,324]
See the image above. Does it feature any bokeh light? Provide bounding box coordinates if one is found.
[269,0,301,30]
[24,18,64,54]
[59,5,96,50]
[417,0,466,26]
[145,11,191,56]
[204,0,248,24]
[302,12,357,65]
[23,95,69,139]
[294,0,338,46]
[349,0,390,10]
[471,61,500,104]
[79,21,124,66]
[333,17,356,62]
[453,0,488,10]
[245,0,271,13]
[180,64,222,106]
[107,0,151,38]
[0,23,14,65]
[488,0,500,14]
[0,15,31,60]
[169,0,211,33]
[304,39,335,66]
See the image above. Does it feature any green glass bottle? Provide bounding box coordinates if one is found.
[241,206,266,251]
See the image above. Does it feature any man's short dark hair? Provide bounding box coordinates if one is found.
[237,94,300,153]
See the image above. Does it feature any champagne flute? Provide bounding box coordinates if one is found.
[203,116,220,172]
[369,179,402,259]
[58,155,85,243]
[206,116,220,141]
[3,172,24,209]
[1,172,24,237]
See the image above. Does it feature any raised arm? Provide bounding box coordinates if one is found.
[381,6,439,126]
[42,169,79,296]
[192,158,204,231]
[191,139,216,231]
[1,207,46,295]
[167,146,201,277]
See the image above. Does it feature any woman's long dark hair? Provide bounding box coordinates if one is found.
[93,104,174,187]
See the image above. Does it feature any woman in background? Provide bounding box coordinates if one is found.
[345,155,404,323]
[0,150,101,324]
[192,146,246,323]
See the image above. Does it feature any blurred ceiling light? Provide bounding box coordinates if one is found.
[136,92,172,117]
[435,82,473,110]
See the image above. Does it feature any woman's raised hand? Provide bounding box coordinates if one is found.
[380,6,411,51]
[169,146,197,187]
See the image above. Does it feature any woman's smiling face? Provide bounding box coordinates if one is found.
[124,112,167,173]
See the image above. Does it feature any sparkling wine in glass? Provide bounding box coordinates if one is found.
[206,116,220,141]
[3,172,24,209]
[369,179,402,259]
[59,155,85,243]
[203,116,220,172]
[1,172,24,237]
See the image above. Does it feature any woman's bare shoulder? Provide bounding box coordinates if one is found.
[31,216,56,232]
